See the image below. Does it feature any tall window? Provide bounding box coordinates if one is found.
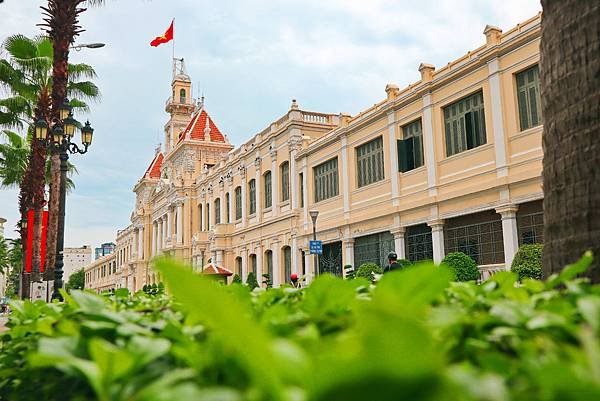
[198,204,203,230]
[356,136,384,187]
[235,186,242,220]
[249,179,256,215]
[516,65,542,131]
[179,88,186,103]
[250,254,257,276]
[235,257,242,276]
[314,157,339,202]
[398,119,425,172]
[299,172,304,207]
[206,204,210,230]
[406,224,434,262]
[225,193,230,223]
[214,198,221,224]
[280,162,290,201]
[283,246,292,283]
[443,91,486,156]
[266,250,273,286]
[264,171,272,209]
[444,212,504,265]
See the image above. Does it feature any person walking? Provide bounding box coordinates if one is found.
[383,251,401,273]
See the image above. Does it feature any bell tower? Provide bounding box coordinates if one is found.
[164,58,194,154]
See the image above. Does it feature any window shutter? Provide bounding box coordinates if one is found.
[464,112,474,149]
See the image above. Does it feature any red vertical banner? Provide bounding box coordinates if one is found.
[40,211,48,273]
[25,209,34,273]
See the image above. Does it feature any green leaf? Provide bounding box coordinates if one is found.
[546,251,594,289]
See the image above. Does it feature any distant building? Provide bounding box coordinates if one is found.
[84,252,118,293]
[0,217,5,238]
[62,246,92,284]
[0,217,6,298]
[94,242,115,260]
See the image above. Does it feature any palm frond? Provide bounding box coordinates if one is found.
[67,80,100,102]
[0,130,29,188]
[3,35,37,61]
[68,63,97,80]
[69,98,90,113]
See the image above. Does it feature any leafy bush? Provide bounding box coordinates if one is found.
[355,262,383,279]
[246,271,259,289]
[397,259,413,269]
[232,274,242,284]
[511,243,543,280]
[344,264,354,280]
[442,252,480,281]
[0,253,599,401]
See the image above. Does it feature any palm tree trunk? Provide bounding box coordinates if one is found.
[540,0,600,282]
[42,0,86,272]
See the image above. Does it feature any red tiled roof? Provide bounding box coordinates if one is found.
[177,108,225,144]
[143,152,164,179]
[202,263,233,276]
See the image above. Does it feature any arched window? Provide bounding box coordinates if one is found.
[283,246,292,283]
[249,179,256,215]
[264,171,272,208]
[280,161,290,202]
[235,186,242,220]
[179,88,186,103]
[235,256,242,276]
[214,198,221,224]
[198,204,203,230]
[225,192,230,223]
[249,254,257,276]
[265,250,273,287]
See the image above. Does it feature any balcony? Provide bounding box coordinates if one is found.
[165,96,196,113]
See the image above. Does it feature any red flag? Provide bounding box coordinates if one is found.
[150,20,174,47]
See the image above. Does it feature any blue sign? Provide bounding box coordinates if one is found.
[309,240,323,255]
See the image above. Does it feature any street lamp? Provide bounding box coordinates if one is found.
[34,100,95,301]
[309,210,319,277]
[71,43,106,51]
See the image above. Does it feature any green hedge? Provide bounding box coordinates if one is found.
[511,243,543,280]
[442,252,480,281]
[355,262,383,279]
[246,271,259,289]
[0,253,598,400]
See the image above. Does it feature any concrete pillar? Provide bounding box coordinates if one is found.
[256,245,263,286]
[270,147,278,216]
[216,250,224,266]
[428,220,445,264]
[241,249,247,281]
[157,220,163,252]
[387,111,400,205]
[228,189,234,224]
[340,136,350,219]
[303,248,312,285]
[302,160,309,230]
[166,209,172,243]
[422,94,438,196]
[488,57,508,178]
[291,236,299,274]
[151,223,156,256]
[342,238,355,269]
[220,188,226,224]
[138,227,144,260]
[255,160,262,220]
[391,228,406,260]
[290,148,298,209]
[272,243,281,287]
[496,205,520,269]
[176,202,183,245]
[241,174,247,227]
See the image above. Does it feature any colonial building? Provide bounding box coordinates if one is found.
[100,13,544,292]
[62,245,92,283]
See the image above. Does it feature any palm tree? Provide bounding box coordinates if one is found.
[540,0,600,282]
[0,34,98,288]
[40,0,103,279]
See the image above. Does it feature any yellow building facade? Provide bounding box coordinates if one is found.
[86,13,544,293]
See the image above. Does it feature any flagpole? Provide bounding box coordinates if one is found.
[171,18,175,80]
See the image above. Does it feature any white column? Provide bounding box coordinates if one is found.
[391,228,406,260]
[152,222,157,256]
[496,205,519,269]
[303,248,312,285]
[428,220,445,264]
[302,159,308,230]
[488,57,508,178]
[216,250,224,266]
[201,201,207,231]
[241,249,248,281]
[422,94,438,196]
[290,146,298,209]
[166,209,172,243]
[220,187,226,224]
[207,191,213,229]
[291,236,299,274]
[255,160,262,220]
[228,187,234,224]
[176,202,183,245]
[271,244,281,287]
[271,147,278,216]
[138,227,144,260]
[162,216,168,248]
[157,220,162,252]
[340,136,350,219]
[241,175,247,227]
[342,239,355,276]
[256,246,263,287]
[387,111,400,206]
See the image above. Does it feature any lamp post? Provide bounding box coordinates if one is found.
[34,99,94,301]
[309,210,319,277]
[71,43,106,51]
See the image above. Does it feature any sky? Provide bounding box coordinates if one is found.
[0,0,541,248]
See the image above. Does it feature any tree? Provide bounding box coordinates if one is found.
[65,267,84,291]
[540,1,600,282]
